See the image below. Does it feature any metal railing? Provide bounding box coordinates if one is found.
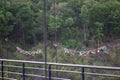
[0,59,120,80]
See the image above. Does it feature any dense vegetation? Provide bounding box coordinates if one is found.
[0,0,120,80]
[0,0,120,46]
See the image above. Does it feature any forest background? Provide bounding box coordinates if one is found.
[0,0,120,79]
[0,0,120,62]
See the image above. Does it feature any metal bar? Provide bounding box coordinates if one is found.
[25,67,44,71]
[54,0,57,42]
[1,64,44,70]
[53,0,58,77]
[1,69,120,78]
[4,0,6,17]
[22,63,25,80]
[85,72,120,78]
[1,70,70,80]
[43,0,48,79]
[3,65,22,68]
[1,61,4,80]
[3,64,44,71]
[26,73,71,80]
[82,67,85,80]
[2,71,22,75]
[48,64,52,80]
[0,77,17,80]
[0,70,71,80]
[50,69,82,74]
[1,70,120,79]
[0,59,120,70]
[53,0,57,50]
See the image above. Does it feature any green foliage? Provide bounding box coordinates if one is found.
[94,22,104,40]
[62,39,81,49]
[90,1,120,36]
[80,5,89,25]
[0,0,119,46]
[0,1,120,79]
[65,17,74,27]
[48,15,62,29]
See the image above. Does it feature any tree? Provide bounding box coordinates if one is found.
[94,22,104,47]
[0,0,14,39]
[90,1,120,38]
[80,5,89,46]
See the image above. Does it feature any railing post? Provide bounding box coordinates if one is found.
[1,61,4,80]
[22,63,25,80]
[48,64,51,80]
[82,67,85,80]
